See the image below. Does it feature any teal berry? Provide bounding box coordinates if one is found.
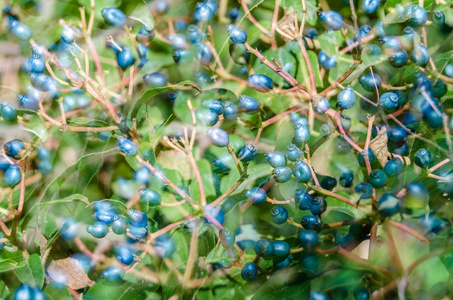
[337,87,356,109]
[117,48,136,69]
[223,101,239,120]
[309,196,327,215]
[1,103,18,122]
[203,99,224,115]
[102,265,125,281]
[414,148,433,168]
[196,108,219,126]
[312,97,330,113]
[118,137,138,155]
[9,20,32,40]
[102,7,127,27]
[388,50,408,68]
[378,193,400,217]
[301,215,322,231]
[271,206,288,224]
[310,292,330,300]
[353,286,370,300]
[128,224,148,241]
[238,143,257,162]
[241,262,258,281]
[139,188,162,210]
[28,54,46,73]
[207,128,229,147]
[298,229,319,251]
[94,208,117,225]
[195,42,213,65]
[195,71,213,88]
[187,24,203,44]
[295,188,312,210]
[226,25,247,44]
[4,165,21,187]
[229,43,250,65]
[272,240,290,263]
[274,255,292,269]
[433,11,445,25]
[358,149,375,167]
[362,0,381,13]
[339,171,353,188]
[61,217,77,240]
[194,2,214,23]
[4,139,25,159]
[411,43,430,67]
[87,221,109,238]
[255,239,274,259]
[359,73,382,91]
[238,95,260,114]
[406,4,428,27]
[136,25,155,44]
[245,187,267,205]
[319,175,337,191]
[143,72,167,88]
[369,169,387,188]
[384,158,403,177]
[273,166,292,183]
[319,11,344,31]
[112,215,127,234]
[293,160,312,183]
[286,144,303,161]
[219,228,236,248]
[127,209,148,228]
[355,183,373,200]
[247,74,274,93]
[115,245,135,265]
[265,151,286,168]
[318,50,337,70]
[294,123,310,145]
[433,80,447,98]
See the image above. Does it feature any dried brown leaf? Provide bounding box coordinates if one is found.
[47,258,94,290]
[370,126,390,168]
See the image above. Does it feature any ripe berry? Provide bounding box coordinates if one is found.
[293,123,310,146]
[320,176,337,191]
[247,74,274,93]
[411,43,430,67]
[286,144,302,161]
[337,87,356,109]
[272,240,290,263]
[194,2,214,23]
[293,160,312,183]
[28,54,45,73]
[128,224,148,241]
[339,171,353,187]
[255,239,274,259]
[353,286,370,300]
[318,50,337,70]
[87,221,109,238]
[310,292,330,300]
[136,25,155,44]
[139,188,162,210]
[1,103,17,122]
[238,143,257,162]
[238,95,259,114]
[4,139,25,159]
[196,108,219,126]
[117,48,136,69]
[202,99,224,115]
[312,96,330,113]
[61,25,77,44]
[102,265,125,281]
[245,187,267,205]
[298,229,319,251]
[319,11,344,31]
[388,50,408,68]
[406,4,428,27]
[195,42,213,65]
[369,169,387,188]
[226,25,247,44]
[306,28,318,39]
[207,128,229,147]
[378,193,400,217]
[433,11,446,25]
[301,215,322,231]
[61,217,77,240]
[155,234,176,257]
[112,215,127,234]
[414,148,433,168]
[310,196,327,215]
[433,80,447,98]
[115,245,135,265]
[223,101,239,120]
[228,8,240,22]
[362,0,381,13]
[94,208,117,225]
[4,164,21,187]
[102,8,127,27]
[14,285,35,300]
[273,166,292,183]
[358,149,375,167]
[265,151,286,168]
[9,20,32,40]
[355,183,373,200]
[359,73,382,91]
[127,209,148,228]
[134,166,151,186]
[118,137,138,155]
[241,262,258,281]
[271,206,288,224]
[143,72,167,88]
[384,158,403,177]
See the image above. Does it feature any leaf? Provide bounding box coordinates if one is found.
[189,159,217,200]
[252,269,310,300]
[0,259,26,272]
[84,279,150,300]
[25,114,48,142]
[67,117,110,127]
[370,126,390,168]
[14,254,44,288]
[128,0,155,30]
[128,80,197,119]
[47,258,94,290]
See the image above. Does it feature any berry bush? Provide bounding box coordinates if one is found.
[1,0,453,299]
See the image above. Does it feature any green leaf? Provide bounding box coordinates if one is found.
[128,80,197,119]
[25,115,48,142]
[128,0,155,30]
[14,254,44,288]
[252,269,310,300]
[0,281,10,298]
[84,279,149,300]
[189,159,217,200]
[67,117,110,127]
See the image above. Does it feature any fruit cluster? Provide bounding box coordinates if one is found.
[1,0,453,299]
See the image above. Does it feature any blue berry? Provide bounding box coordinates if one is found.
[195,71,213,88]
[14,285,35,300]
[309,196,327,215]
[359,73,382,91]
[301,215,322,231]
[387,125,408,146]
[337,87,356,109]
[28,54,45,73]
[406,4,428,27]
[414,148,433,168]
[319,11,344,31]
[118,137,138,155]
[272,240,290,263]
[112,215,127,234]
[194,2,215,23]
[71,253,92,273]
[102,8,126,27]
[318,50,337,70]
[195,42,213,65]
[255,239,274,259]
[273,166,292,183]
[265,151,286,168]
[117,48,136,69]
[10,20,31,40]
[446,64,453,76]
[187,24,203,44]
[384,158,403,177]
[293,123,310,145]
[238,143,257,162]
[1,103,17,122]
[271,206,288,224]
[136,25,154,44]
[226,25,247,44]
[241,262,258,281]
[196,108,219,126]
[207,128,229,147]
[128,224,148,241]
[353,286,370,300]
[362,0,380,13]
[202,99,223,114]
[223,101,239,120]
[155,234,176,258]
[298,229,319,251]
[134,166,151,186]
[310,292,330,300]
[228,8,240,23]
[306,28,318,39]
[4,139,25,159]
[295,189,312,210]
[358,149,375,167]
[245,187,267,205]
[369,169,387,188]
[4,165,21,187]
[378,193,400,217]
[61,25,77,44]
[355,183,373,200]
[433,80,447,98]
[293,160,312,183]
[320,176,337,191]
[433,11,446,25]
[0,156,11,171]
[388,50,408,68]
[238,95,260,114]
[61,217,77,240]
[94,208,117,225]
[115,245,135,265]
[87,221,109,238]
[312,97,330,113]
[339,171,354,187]
[247,74,274,93]
[411,43,429,67]
[127,209,148,228]
[286,144,302,161]
[139,188,162,210]
[143,72,167,88]
[102,265,125,281]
